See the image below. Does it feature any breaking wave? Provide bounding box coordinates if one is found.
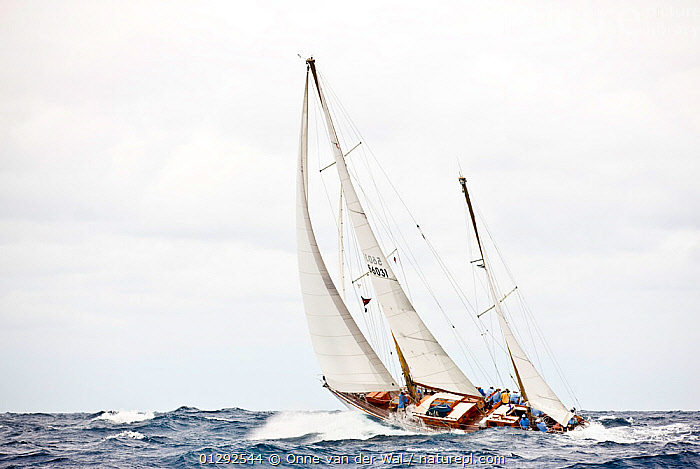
[566,418,696,445]
[93,410,155,424]
[248,410,415,442]
[107,430,146,440]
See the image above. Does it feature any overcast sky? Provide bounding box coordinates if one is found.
[1,1,698,413]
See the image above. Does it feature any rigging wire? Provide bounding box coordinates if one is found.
[462,199,504,383]
[313,74,400,379]
[474,189,582,408]
[310,82,383,365]
[345,166,500,385]
[319,70,508,386]
[314,69,581,406]
[473,203,544,370]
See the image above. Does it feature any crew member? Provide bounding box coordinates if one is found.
[397,392,408,413]
[501,389,510,406]
[519,415,530,430]
[491,389,502,407]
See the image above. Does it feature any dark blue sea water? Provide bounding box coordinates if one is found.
[0,408,697,468]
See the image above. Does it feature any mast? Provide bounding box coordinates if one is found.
[296,65,397,392]
[458,176,574,426]
[307,57,479,397]
[338,192,345,298]
[459,177,528,402]
[392,333,417,400]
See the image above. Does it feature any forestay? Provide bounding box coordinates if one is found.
[307,60,479,396]
[296,71,398,393]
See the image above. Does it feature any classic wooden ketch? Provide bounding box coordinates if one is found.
[296,57,585,433]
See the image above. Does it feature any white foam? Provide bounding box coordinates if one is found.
[107,430,146,440]
[566,420,696,445]
[94,410,155,424]
[204,416,237,423]
[248,411,416,442]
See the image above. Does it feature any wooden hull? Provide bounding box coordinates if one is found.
[328,387,496,433]
[326,386,585,434]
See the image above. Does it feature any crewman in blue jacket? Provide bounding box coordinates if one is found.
[491,389,502,406]
[519,415,530,430]
[397,392,408,413]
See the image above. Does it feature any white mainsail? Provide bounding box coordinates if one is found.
[296,70,398,393]
[495,305,574,426]
[307,60,479,396]
[481,253,574,426]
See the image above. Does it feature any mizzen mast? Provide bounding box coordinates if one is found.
[458,176,528,403]
[458,176,574,426]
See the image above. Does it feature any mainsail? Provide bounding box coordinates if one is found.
[495,310,574,426]
[296,70,398,393]
[459,177,574,426]
[307,59,479,396]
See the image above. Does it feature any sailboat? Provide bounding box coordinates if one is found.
[296,57,586,433]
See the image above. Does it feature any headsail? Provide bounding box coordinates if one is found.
[459,177,574,426]
[296,69,398,393]
[307,59,479,396]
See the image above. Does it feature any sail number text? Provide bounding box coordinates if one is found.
[364,254,389,278]
[367,264,389,278]
[364,254,383,266]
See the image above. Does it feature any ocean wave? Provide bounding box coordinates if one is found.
[566,420,696,445]
[597,415,633,427]
[107,430,146,440]
[174,406,201,412]
[564,449,700,468]
[204,416,238,423]
[248,411,416,443]
[93,410,155,424]
[1,409,697,468]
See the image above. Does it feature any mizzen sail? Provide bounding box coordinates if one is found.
[495,310,574,426]
[459,177,574,426]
